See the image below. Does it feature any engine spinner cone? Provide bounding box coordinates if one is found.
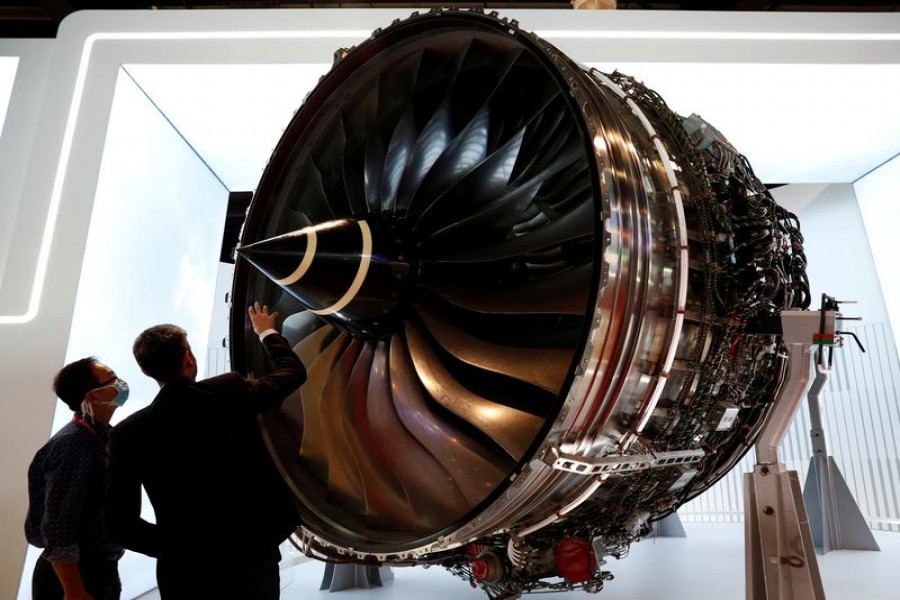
[237,218,413,339]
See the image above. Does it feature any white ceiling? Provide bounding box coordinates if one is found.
[126,59,900,191]
[126,63,330,191]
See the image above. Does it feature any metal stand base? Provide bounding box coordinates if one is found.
[801,360,879,555]
[745,465,825,600]
[319,563,394,592]
[803,455,880,553]
[651,512,687,538]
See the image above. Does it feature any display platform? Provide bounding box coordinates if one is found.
[264,523,897,600]
[134,521,898,600]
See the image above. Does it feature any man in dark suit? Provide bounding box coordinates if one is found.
[106,302,306,599]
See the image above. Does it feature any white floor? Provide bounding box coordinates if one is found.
[140,523,900,599]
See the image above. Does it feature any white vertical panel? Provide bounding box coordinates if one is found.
[205,345,231,378]
[856,153,900,361]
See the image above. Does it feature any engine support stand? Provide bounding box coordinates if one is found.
[744,309,828,600]
[802,367,879,553]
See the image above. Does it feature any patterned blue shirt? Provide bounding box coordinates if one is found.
[25,419,123,563]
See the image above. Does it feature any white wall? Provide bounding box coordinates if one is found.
[0,37,60,598]
[0,40,52,296]
[3,9,900,599]
[855,154,900,353]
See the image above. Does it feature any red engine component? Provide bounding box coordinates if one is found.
[554,537,596,583]
[470,549,507,584]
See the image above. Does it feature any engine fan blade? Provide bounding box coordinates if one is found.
[402,43,524,222]
[411,126,525,234]
[341,341,416,531]
[313,116,352,217]
[297,330,347,481]
[367,340,470,532]
[404,321,543,460]
[421,261,592,315]
[364,120,386,214]
[381,107,417,213]
[508,98,570,183]
[394,97,453,212]
[320,338,368,512]
[282,208,313,234]
[287,161,335,224]
[415,303,571,394]
[429,198,594,264]
[420,177,541,251]
[340,98,378,218]
[282,311,329,349]
[405,103,489,218]
[389,335,510,507]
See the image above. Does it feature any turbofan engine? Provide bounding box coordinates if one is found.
[229,9,809,598]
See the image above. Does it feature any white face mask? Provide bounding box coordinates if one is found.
[80,397,97,421]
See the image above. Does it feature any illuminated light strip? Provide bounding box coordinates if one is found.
[0,31,98,324]
[274,230,317,286]
[537,30,900,41]
[0,28,370,325]
[310,220,371,316]
[5,22,897,325]
[87,30,373,41]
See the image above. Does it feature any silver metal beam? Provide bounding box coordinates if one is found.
[745,308,827,600]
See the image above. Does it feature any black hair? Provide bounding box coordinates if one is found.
[53,357,101,413]
[133,324,190,383]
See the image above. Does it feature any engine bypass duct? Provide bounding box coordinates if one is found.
[230,8,809,595]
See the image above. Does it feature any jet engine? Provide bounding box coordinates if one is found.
[230,9,809,597]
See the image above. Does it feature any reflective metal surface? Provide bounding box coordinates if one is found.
[231,9,809,596]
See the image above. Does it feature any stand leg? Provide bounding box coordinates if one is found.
[803,455,880,553]
[320,563,395,592]
[803,366,879,554]
[745,466,825,600]
[651,512,687,538]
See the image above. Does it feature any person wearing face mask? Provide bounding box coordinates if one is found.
[25,358,129,600]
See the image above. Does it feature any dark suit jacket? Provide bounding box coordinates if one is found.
[106,333,306,561]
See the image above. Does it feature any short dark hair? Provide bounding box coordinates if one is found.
[133,324,190,382]
[53,357,101,413]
